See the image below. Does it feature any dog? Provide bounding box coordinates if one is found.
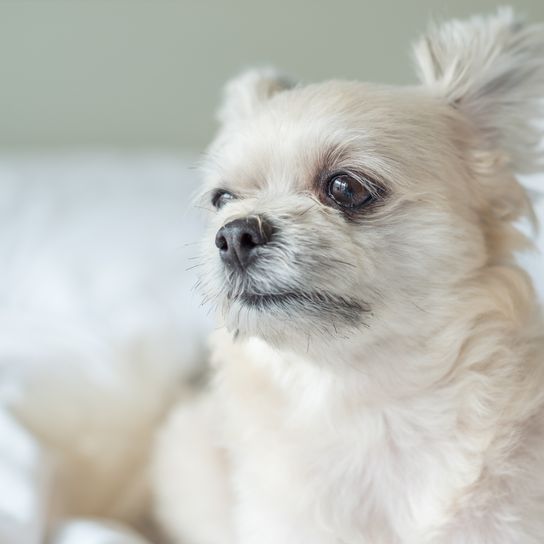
[153,9,544,543]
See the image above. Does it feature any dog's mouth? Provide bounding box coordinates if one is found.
[227,289,367,326]
[238,291,315,306]
[237,290,341,307]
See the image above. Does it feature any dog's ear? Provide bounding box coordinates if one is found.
[217,68,294,126]
[413,8,544,173]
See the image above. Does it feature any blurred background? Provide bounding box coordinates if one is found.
[0,2,543,544]
[1,0,543,152]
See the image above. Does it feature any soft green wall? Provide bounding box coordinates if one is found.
[1,0,543,150]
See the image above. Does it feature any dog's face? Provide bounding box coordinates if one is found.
[199,82,478,350]
[198,12,539,354]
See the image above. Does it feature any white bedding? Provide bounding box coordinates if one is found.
[0,154,212,543]
[0,154,542,544]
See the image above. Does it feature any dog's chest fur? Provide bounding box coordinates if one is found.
[213,333,492,543]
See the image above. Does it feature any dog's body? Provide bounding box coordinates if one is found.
[153,10,544,543]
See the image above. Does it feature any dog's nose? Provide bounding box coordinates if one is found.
[215,217,272,269]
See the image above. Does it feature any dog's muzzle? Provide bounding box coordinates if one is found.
[215,216,273,271]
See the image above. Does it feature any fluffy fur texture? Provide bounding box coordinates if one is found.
[153,10,544,544]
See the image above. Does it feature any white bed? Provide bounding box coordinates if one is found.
[0,153,212,544]
[0,154,542,544]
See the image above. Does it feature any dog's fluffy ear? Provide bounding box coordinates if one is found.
[413,8,544,173]
[217,68,294,126]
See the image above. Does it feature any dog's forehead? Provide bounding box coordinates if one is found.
[218,117,344,194]
[207,82,451,194]
[209,119,343,194]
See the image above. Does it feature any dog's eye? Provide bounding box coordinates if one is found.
[212,190,236,209]
[327,174,371,208]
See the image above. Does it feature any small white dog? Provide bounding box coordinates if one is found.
[153,9,544,544]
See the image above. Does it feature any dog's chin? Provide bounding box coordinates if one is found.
[220,288,368,349]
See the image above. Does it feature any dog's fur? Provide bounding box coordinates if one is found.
[153,9,544,543]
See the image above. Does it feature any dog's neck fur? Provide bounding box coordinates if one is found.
[212,260,544,541]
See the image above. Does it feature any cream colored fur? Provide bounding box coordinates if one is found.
[153,9,544,543]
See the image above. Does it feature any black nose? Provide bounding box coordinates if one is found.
[215,217,272,269]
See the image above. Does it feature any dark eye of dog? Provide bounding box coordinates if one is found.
[327,174,371,208]
[212,190,236,209]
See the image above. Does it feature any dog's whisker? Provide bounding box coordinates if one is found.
[185,263,203,272]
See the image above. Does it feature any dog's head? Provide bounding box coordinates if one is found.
[198,10,543,354]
